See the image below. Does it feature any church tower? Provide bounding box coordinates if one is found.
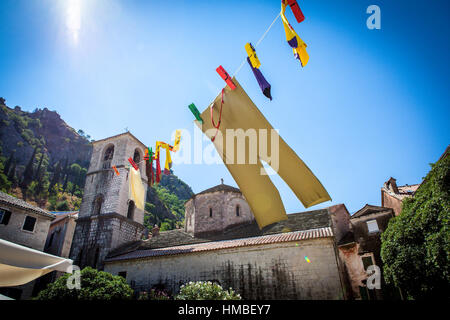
[70,132,148,270]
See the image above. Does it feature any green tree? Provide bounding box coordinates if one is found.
[176,281,241,300]
[35,267,134,300]
[381,155,450,299]
[20,146,37,190]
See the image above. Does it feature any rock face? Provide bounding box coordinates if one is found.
[0,102,92,168]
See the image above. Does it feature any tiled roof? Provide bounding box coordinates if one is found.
[0,191,55,219]
[51,211,78,224]
[105,227,333,262]
[351,204,393,219]
[106,208,332,258]
[192,184,241,198]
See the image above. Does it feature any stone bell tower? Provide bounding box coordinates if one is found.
[70,132,148,270]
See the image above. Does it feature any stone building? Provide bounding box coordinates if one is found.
[0,190,56,299]
[337,204,402,300]
[381,177,419,216]
[103,184,354,300]
[69,132,148,270]
[45,211,78,258]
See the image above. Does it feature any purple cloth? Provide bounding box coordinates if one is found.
[246,57,272,101]
[287,36,298,49]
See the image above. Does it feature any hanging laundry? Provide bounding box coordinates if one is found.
[196,77,331,229]
[128,167,145,210]
[281,1,309,67]
[285,0,305,23]
[247,57,272,100]
[245,43,261,69]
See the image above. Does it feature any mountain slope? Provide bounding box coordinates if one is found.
[0,97,193,230]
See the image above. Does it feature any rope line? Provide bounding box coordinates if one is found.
[232,12,281,77]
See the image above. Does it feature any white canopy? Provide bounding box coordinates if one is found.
[0,239,73,287]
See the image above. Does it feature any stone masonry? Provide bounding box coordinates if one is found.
[69,132,148,270]
[105,237,344,300]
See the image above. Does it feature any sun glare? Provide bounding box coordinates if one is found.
[66,0,82,45]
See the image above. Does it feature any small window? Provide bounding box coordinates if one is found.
[133,149,141,164]
[93,195,103,215]
[22,216,37,232]
[0,209,12,225]
[118,271,127,279]
[209,208,213,217]
[362,256,373,270]
[236,205,240,217]
[367,220,379,233]
[127,200,135,220]
[103,145,114,161]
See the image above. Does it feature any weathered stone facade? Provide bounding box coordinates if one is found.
[69,133,148,269]
[185,184,254,236]
[105,237,345,300]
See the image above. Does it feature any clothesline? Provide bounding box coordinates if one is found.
[232,12,281,77]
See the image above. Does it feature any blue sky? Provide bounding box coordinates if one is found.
[0,0,449,214]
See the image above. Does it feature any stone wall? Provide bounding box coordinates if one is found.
[381,190,402,216]
[70,133,148,269]
[70,213,144,270]
[0,206,52,251]
[104,237,345,300]
[185,191,254,236]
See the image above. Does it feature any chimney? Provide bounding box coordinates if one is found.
[152,225,160,237]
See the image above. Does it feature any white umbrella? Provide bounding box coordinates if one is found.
[0,239,73,287]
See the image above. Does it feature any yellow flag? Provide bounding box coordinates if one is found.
[281,1,309,67]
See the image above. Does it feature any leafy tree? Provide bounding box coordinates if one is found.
[3,151,15,176]
[20,146,37,190]
[381,155,450,299]
[176,281,241,300]
[35,267,134,300]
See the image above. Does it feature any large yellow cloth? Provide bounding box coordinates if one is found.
[197,78,331,229]
[281,1,309,67]
[129,167,145,210]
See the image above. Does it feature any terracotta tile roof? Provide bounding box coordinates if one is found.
[0,191,55,219]
[351,204,393,219]
[188,184,241,201]
[105,227,333,262]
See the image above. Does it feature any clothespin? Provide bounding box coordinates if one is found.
[286,0,305,23]
[112,165,120,176]
[128,157,139,171]
[216,65,236,90]
[245,43,261,69]
[188,103,203,123]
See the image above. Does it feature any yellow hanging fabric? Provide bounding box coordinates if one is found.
[129,167,145,210]
[281,1,309,67]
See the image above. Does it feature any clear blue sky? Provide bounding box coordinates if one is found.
[0,0,449,214]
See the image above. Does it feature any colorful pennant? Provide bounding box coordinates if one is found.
[281,1,309,67]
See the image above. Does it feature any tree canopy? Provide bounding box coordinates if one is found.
[35,267,134,300]
[381,154,449,299]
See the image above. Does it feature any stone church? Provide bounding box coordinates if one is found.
[70,132,360,300]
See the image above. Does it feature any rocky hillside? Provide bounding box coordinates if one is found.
[0,97,193,230]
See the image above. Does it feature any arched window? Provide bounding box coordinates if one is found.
[209,208,213,217]
[236,205,240,217]
[104,145,114,161]
[127,200,135,220]
[102,145,114,169]
[133,149,141,164]
[93,195,104,215]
